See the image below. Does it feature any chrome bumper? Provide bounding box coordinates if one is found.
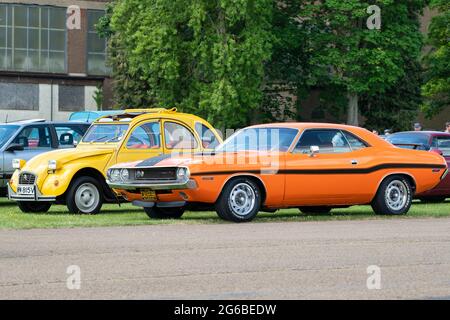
[106,179,197,191]
[7,184,56,202]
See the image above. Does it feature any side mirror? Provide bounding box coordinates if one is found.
[309,145,320,157]
[6,143,24,152]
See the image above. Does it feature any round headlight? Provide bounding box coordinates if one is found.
[120,169,129,181]
[176,167,189,180]
[110,169,121,182]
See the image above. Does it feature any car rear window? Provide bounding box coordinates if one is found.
[386,133,429,150]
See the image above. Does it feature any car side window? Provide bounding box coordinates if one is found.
[342,131,367,151]
[127,122,161,149]
[164,122,198,149]
[13,126,52,149]
[195,123,219,149]
[54,125,85,147]
[294,129,352,154]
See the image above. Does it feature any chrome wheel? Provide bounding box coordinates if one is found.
[385,180,408,211]
[75,183,100,213]
[228,183,256,216]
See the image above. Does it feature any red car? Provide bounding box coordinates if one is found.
[386,131,450,202]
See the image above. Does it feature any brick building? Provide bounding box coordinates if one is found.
[0,0,113,122]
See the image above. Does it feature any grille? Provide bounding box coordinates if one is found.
[19,173,36,185]
[134,168,177,181]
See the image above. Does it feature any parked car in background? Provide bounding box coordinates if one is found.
[0,120,89,196]
[8,108,222,214]
[108,123,447,222]
[386,131,450,202]
[69,111,123,123]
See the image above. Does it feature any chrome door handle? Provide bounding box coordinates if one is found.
[351,160,358,165]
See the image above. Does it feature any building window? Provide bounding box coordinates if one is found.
[59,85,85,111]
[0,4,66,73]
[87,10,109,75]
[0,82,39,110]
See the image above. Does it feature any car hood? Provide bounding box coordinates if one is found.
[111,151,283,171]
[22,147,116,172]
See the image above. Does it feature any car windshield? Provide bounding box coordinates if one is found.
[216,128,298,152]
[433,136,450,157]
[82,124,128,143]
[0,125,19,149]
[386,133,429,150]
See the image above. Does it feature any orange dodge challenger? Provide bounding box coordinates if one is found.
[106,123,448,222]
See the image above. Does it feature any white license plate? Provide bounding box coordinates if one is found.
[17,185,35,196]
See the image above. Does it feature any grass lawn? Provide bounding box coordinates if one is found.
[0,197,449,230]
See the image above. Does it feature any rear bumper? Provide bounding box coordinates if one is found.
[7,184,56,202]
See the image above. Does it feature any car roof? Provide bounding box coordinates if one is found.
[246,122,391,147]
[2,121,89,126]
[390,131,450,137]
[92,108,212,126]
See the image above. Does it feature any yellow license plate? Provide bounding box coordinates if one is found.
[141,189,157,201]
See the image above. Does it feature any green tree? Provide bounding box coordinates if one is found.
[422,0,450,117]
[296,0,427,126]
[101,0,273,128]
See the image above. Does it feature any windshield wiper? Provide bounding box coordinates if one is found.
[89,135,108,143]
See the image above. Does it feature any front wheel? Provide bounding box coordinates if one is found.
[66,176,103,214]
[372,176,413,215]
[215,178,261,222]
[144,207,185,219]
[18,201,51,213]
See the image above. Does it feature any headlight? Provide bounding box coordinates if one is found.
[109,169,121,182]
[176,167,190,180]
[12,159,25,170]
[120,169,130,181]
[48,160,58,170]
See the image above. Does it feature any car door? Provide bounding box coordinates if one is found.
[162,120,201,156]
[3,125,54,177]
[116,120,164,164]
[283,129,370,206]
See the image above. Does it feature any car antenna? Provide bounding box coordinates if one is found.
[5,114,8,123]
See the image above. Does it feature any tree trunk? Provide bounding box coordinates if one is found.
[347,93,359,126]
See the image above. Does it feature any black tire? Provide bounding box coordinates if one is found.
[18,201,51,213]
[419,196,447,203]
[144,207,185,219]
[215,177,261,222]
[66,176,103,214]
[299,206,332,214]
[371,175,413,215]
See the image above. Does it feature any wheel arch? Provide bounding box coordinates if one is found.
[217,174,267,204]
[372,172,417,202]
[58,167,116,203]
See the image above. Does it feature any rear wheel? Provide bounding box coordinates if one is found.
[299,206,332,214]
[372,175,413,215]
[144,207,185,219]
[215,178,261,222]
[18,201,51,213]
[66,176,103,214]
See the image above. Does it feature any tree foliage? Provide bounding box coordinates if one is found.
[422,0,450,117]
[101,0,273,128]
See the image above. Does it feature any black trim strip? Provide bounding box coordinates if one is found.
[191,163,447,176]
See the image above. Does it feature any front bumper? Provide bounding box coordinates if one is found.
[8,183,56,202]
[107,179,197,191]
